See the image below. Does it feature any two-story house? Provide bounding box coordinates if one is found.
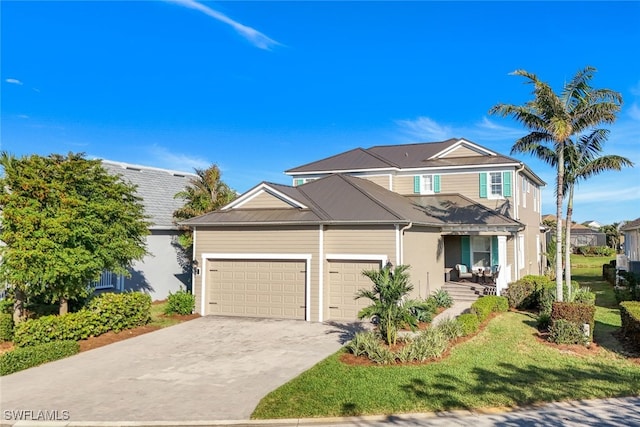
[183,138,545,322]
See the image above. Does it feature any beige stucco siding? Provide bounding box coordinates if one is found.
[402,227,444,298]
[240,191,295,209]
[393,175,415,194]
[194,226,320,320]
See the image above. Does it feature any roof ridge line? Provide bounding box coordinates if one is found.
[361,147,400,168]
[339,175,407,222]
[293,185,333,221]
[451,193,523,224]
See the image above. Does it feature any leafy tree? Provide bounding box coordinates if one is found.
[173,164,236,248]
[601,223,622,251]
[355,264,426,346]
[0,153,150,321]
[490,66,622,301]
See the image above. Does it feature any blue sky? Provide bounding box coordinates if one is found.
[2,1,639,225]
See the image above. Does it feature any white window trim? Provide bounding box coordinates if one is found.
[488,171,504,200]
[200,253,312,321]
[420,174,435,195]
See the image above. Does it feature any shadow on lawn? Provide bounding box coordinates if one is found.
[402,361,639,414]
[324,321,371,344]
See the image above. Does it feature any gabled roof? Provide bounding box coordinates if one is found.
[621,217,640,231]
[101,160,197,230]
[285,138,545,186]
[181,174,523,232]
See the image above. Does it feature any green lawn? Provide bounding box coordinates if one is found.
[149,301,185,328]
[252,255,640,419]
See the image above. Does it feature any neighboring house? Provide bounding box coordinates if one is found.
[621,218,640,274]
[582,220,602,230]
[542,215,606,249]
[95,160,197,300]
[183,138,546,321]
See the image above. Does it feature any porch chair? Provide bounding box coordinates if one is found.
[455,264,474,282]
[490,264,501,284]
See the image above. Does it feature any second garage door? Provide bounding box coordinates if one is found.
[327,260,381,321]
[207,259,306,319]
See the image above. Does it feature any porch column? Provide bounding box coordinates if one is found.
[497,235,508,295]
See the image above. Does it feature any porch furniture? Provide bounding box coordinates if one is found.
[489,264,501,284]
[455,264,474,282]
[472,266,490,284]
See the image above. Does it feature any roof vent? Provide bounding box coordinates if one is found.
[125,166,141,171]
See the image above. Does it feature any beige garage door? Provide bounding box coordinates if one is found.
[327,260,381,321]
[207,259,306,319]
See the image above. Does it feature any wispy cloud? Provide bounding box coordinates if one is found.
[165,0,280,50]
[5,78,23,85]
[395,116,453,141]
[147,145,210,171]
[628,103,640,121]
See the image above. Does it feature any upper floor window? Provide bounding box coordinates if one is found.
[413,174,441,195]
[479,171,512,199]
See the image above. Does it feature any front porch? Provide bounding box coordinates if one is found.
[442,280,496,303]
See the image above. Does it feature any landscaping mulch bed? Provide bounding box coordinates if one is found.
[78,313,200,352]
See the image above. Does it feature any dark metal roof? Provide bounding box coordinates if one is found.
[102,161,197,230]
[182,174,523,232]
[621,217,640,231]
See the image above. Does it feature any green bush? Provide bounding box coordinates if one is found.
[346,331,395,364]
[548,319,588,345]
[435,318,463,340]
[572,287,596,305]
[398,328,448,363]
[0,314,14,342]
[537,312,551,331]
[471,296,508,322]
[456,313,480,336]
[0,340,80,376]
[619,301,640,350]
[164,290,195,315]
[431,289,454,308]
[551,302,596,341]
[87,292,151,332]
[503,275,555,310]
[14,292,151,347]
[0,298,14,315]
[410,298,437,323]
[503,281,535,309]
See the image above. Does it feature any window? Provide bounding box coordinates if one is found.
[479,171,512,199]
[522,177,527,208]
[472,236,491,268]
[518,234,525,270]
[413,174,440,194]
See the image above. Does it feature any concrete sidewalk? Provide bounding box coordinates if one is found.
[431,300,473,325]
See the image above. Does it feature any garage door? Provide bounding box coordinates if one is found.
[207,259,306,319]
[327,260,381,321]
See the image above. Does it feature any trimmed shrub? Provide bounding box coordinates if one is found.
[456,313,480,336]
[551,302,596,341]
[549,319,588,345]
[0,298,14,315]
[87,292,151,332]
[536,312,551,331]
[0,314,14,342]
[14,292,151,347]
[471,296,508,322]
[619,301,640,350]
[0,340,79,376]
[431,289,454,308]
[164,290,195,315]
[503,275,555,310]
[435,317,463,340]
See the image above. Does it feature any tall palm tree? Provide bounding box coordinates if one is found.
[174,164,236,221]
[511,129,632,297]
[490,66,622,301]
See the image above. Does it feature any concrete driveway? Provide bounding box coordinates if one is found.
[0,317,362,422]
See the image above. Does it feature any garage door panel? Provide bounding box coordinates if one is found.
[208,259,306,319]
[328,260,380,321]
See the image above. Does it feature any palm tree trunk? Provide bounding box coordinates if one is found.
[564,183,575,300]
[555,150,565,301]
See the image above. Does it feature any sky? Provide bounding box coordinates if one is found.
[1,1,639,226]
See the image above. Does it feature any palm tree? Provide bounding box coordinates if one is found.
[490,66,622,301]
[510,129,632,297]
[173,164,236,248]
[356,264,426,345]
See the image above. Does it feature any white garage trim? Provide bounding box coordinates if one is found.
[326,254,388,263]
[318,225,325,322]
[200,253,312,321]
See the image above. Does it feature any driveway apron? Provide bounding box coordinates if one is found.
[0,317,356,422]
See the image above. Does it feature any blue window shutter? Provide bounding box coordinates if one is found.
[491,236,499,264]
[503,171,512,197]
[414,176,421,193]
[479,173,487,198]
[294,178,304,186]
[461,236,471,266]
[433,175,441,193]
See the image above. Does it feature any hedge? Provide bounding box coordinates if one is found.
[471,296,509,322]
[0,340,80,376]
[620,301,640,350]
[456,313,480,336]
[550,302,596,342]
[14,292,151,347]
[0,314,14,342]
[502,275,554,310]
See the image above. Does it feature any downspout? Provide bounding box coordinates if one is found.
[513,163,525,281]
[399,222,414,265]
